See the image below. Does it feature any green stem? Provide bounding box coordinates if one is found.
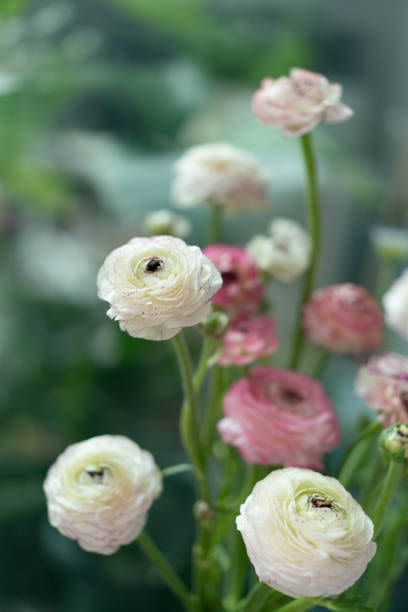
[289,133,320,370]
[205,365,224,450]
[138,532,193,610]
[372,461,402,538]
[240,582,277,611]
[162,463,193,478]
[209,202,223,243]
[276,598,320,612]
[194,336,213,391]
[171,334,207,498]
[337,422,382,488]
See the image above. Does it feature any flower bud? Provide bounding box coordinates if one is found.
[144,209,191,238]
[237,468,376,598]
[44,435,162,555]
[200,311,229,338]
[380,424,408,464]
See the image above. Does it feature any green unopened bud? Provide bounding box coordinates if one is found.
[201,311,229,338]
[144,209,191,238]
[194,500,214,521]
[380,423,408,464]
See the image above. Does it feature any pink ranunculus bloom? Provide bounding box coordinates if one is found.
[355,353,408,427]
[252,68,353,137]
[217,316,279,367]
[204,245,264,317]
[303,284,384,355]
[218,367,340,469]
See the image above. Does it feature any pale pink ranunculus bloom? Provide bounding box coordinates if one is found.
[383,269,408,341]
[303,284,383,355]
[252,68,353,137]
[218,367,340,469]
[217,316,279,367]
[204,245,264,317]
[356,353,408,427]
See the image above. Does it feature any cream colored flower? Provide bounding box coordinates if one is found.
[383,269,408,341]
[97,235,222,341]
[144,209,191,238]
[172,143,269,211]
[44,435,162,555]
[237,468,376,598]
[247,218,310,282]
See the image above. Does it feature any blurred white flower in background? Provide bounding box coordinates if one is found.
[172,142,270,211]
[44,435,162,555]
[383,269,408,340]
[247,218,310,281]
[144,209,191,238]
[237,468,376,598]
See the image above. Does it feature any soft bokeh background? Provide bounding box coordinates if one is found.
[1,1,407,610]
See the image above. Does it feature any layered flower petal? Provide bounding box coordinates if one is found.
[218,367,340,469]
[44,435,162,555]
[97,235,222,341]
[204,245,264,317]
[252,68,352,136]
[303,284,383,354]
[217,316,279,366]
[237,468,376,598]
[355,353,408,426]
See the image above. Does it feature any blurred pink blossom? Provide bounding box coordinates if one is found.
[218,367,340,469]
[217,316,279,366]
[356,353,408,427]
[204,245,264,317]
[252,68,352,137]
[303,284,383,355]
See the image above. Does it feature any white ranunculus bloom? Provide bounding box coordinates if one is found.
[97,235,222,341]
[247,218,310,282]
[172,143,269,211]
[237,468,376,598]
[383,269,408,341]
[144,209,191,238]
[44,435,162,555]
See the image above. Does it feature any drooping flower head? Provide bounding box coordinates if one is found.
[217,316,279,367]
[252,68,353,137]
[237,468,376,598]
[97,235,222,341]
[144,209,191,238]
[383,269,408,341]
[218,367,340,469]
[303,283,384,354]
[204,245,264,317]
[172,143,269,211]
[247,218,311,282]
[44,435,162,555]
[355,353,408,427]
[380,423,408,464]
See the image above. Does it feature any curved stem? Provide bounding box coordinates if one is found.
[138,532,193,610]
[289,133,320,370]
[372,461,402,538]
[241,582,280,611]
[337,421,382,488]
[209,202,223,244]
[193,336,213,391]
[162,463,194,478]
[171,334,207,498]
[275,598,321,612]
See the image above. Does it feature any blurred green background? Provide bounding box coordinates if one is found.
[1,1,407,610]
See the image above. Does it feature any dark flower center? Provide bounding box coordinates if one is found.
[311,496,333,509]
[86,467,109,484]
[221,270,238,285]
[145,257,164,273]
[281,388,304,404]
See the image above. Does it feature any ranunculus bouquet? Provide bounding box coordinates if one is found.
[43,69,408,611]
